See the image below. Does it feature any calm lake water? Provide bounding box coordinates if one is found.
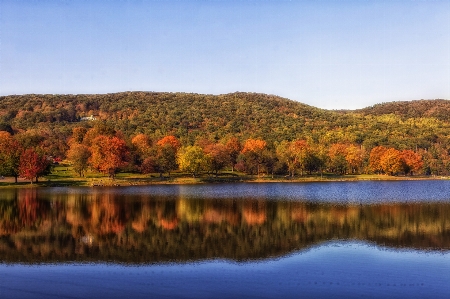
[1,181,450,298]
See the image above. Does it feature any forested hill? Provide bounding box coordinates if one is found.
[0,92,450,152]
[0,92,333,142]
[356,99,450,121]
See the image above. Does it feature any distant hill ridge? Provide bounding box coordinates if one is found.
[1,91,448,115]
[356,99,450,120]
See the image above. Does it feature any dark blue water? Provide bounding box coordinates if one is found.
[36,180,450,203]
[1,181,450,298]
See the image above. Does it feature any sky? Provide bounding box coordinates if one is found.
[0,0,449,110]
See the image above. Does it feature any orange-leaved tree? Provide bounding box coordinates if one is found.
[379,148,402,175]
[131,134,152,156]
[131,133,153,171]
[156,135,181,149]
[345,144,364,174]
[89,135,129,178]
[400,150,423,175]
[291,140,309,176]
[225,137,241,172]
[369,146,388,174]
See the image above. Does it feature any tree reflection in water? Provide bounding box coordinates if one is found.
[0,187,449,264]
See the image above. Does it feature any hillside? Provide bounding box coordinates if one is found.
[0,91,450,157]
[357,99,450,121]
[0,92,336,142]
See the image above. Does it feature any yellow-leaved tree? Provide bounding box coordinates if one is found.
[177,146,209,177]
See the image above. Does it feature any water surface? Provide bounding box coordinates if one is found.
[1,181,449,298]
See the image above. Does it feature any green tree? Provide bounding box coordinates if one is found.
[276,140,296,177]
[177,146,209,177]
[67,143,91,177]
[328,143,348,174]
[155,144,178,177]
[304,151,323,175]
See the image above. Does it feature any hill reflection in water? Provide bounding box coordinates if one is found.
[0,185,449,264]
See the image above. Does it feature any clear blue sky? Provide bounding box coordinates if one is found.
[1,0,449,109]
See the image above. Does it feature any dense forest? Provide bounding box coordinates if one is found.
[1,92,450,180]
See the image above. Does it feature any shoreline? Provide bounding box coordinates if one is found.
[0,174,447,188]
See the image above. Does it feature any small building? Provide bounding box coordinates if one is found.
[80,115,96,121]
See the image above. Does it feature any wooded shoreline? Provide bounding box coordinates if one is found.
[0,172,446,188]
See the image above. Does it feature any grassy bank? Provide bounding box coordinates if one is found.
[0,163,445,188]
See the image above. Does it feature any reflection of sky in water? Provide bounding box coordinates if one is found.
[34,180,450,203]
[1,241,449,299]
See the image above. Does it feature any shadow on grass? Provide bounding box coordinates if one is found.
[200,175,256,183]
[0,181,32,187]
[0,180,88,187]
[39,180,88,187]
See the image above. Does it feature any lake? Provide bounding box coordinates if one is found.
[1,181,450,298]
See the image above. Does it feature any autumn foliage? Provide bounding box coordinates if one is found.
[401,150,423,175]
[18,148,50,183]
[369,147,423,175]
[240,139,267,176]
[156,135,181,150]
[0,126,430,182]
[0,114,434,182]
[89,136,129,178]
[67,143,90,177]
[0,131,22,182]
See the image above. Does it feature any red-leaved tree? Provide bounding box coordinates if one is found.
[19,148,50,184]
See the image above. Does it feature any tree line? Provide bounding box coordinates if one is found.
[0,122,434,182]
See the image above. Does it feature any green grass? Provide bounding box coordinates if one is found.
[0,164,439,188]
